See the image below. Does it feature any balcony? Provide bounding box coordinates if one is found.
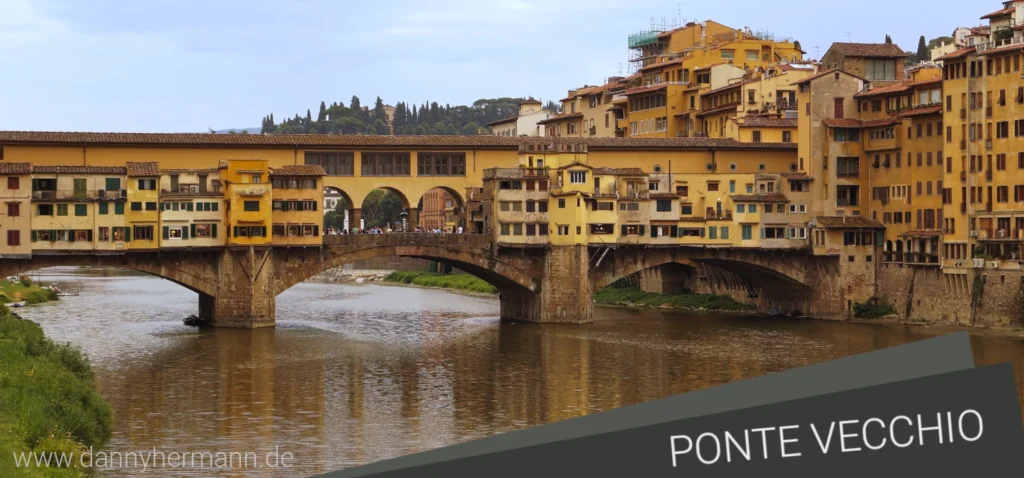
[31,189,124,201]
[705,208,733,221]
[237,186,268,197]
[589,126,597,136]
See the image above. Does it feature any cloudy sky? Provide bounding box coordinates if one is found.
[0,0,985,132]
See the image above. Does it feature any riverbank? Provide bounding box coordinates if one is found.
[0,278,59,307]
[383,272,499,295]
[593,287,757,313]
[0,312,112,477]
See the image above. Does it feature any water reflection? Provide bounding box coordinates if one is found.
[15,267,1024,476]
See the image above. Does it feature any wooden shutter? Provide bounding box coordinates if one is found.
[211,224,218,238]
[163,227,170,240]
[670,226,678,238]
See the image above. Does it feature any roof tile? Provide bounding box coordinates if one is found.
[0,163,31,175]
[737,117,797,128]
[730,193,790,203]
[271,164,326,176]
[126,161,160,177]
[826,42,909,58]
[814,216,885,229]
[593,167,646,176]
[33,165,127,174]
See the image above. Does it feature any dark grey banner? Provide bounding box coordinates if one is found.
[322,333,987,477]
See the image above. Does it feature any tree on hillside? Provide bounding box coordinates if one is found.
[927,36,954,49]
[916,36,929,62]
[362,189,404,228]
[372,97,387,124]
[317,101,327,122]
[884,34,892,44]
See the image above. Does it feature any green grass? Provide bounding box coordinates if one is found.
[383,272,499,294]
[0,279,59,305]
[0,313,111,477]
[594,287,757,312]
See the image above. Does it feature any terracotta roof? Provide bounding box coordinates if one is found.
[730,193,789,203]
[625,84,668,96]
[271,164,326,176]
[694,62,726,71]
[592,167,646,176]
[825,42,909,58]
[703,81,744,96]
[520,98,542,105]
[678,216,707,223]
[793,69,865,86]
[935,47,975,62]
[981,6,1015,19]
[855,82,910,98]
[33,165,127,174]
[898,105,943,117]
[0,131,795,151]
[822,118,862,128]
[814,216,885,229]
[535,113,583,125]
[738,117,797,128]
[126,161,159,177]
[969,26,991,36]
[780,172,813,181]
[0,163,31,175]
[862,118,901,128]
[639,57,685,72]
[649,192,680,199]
[486,115,518,126]
[980,42,1024,56]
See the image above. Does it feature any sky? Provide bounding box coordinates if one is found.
[0,0,989,133]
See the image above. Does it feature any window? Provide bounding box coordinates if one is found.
[243,201,260,211]
[557,225,569,235]
[834,98,844,119]
[251,174,262,184]
[996,121,1009,139]
[737,204,746,213]
[362,153,412,176]
[782,131,792,142]
[305,152,355,176]
[57,204,68,216]
[721,49,735,59]
[7,177,19,190]
[752,131,762,142]
[6,230,19,246]
[114,202,124,215]
[656,199,672,212]
[195,224,213,238]
[137,179,156,190]
[707,182,719,192]
[833,128,859,142]
[741,224,753,240]
[74,204,87,216]
[145,202,157,211]
[417,153,465,176]
[569,170,587,184]
[134,225,154,240]
[866,59,896,81]
[7,202,19,217]
[837,157,859,177]
[837,185,859,206]
[558,198,566,208]
[681,204,692,215]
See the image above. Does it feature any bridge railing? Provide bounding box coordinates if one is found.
[323,233,493,247]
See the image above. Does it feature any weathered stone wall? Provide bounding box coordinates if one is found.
[876,264,1024,328]
[536,245,593,323]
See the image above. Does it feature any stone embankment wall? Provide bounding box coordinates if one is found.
[876,265,1024,328]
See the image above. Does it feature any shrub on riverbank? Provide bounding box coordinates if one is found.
[383,272,498,294]
[594,287,756,312]
[0,312,111,476]
[0,279,59,305]
[853,298,897,319]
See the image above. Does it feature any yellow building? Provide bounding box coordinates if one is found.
[29,165,127,252]
[0,163,32,258]
[270,164,326,246]
[220,159,272,246]
[159,168,226,248]
[126,162,161,250]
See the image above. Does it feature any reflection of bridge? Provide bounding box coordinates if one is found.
[0,236,847,327]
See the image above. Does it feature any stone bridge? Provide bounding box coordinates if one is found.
[1,237,850,327]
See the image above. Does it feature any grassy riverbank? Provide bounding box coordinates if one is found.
[383,272,498,294]
[594,287,757,312]
[0,278,59,306]
[0,311,111,477]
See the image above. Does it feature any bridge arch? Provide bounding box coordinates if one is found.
[273,236,540,296]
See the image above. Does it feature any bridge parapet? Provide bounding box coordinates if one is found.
[323,233,493,248]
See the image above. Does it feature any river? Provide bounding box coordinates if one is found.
[15,267,1024,476]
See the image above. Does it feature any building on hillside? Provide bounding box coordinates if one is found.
[487,98,553,137]
[159,167,225,248]
[628,20,803,74]
[820,43,909,87]
[0,163,32,258]
[220,159,271,245]
[30,166,128,253]
[270,165,326,245]
[383,104,396,135]
[937,0,1024,274]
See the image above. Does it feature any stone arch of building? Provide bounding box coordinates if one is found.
[273,244,539,296]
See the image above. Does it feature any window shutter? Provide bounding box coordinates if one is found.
[212,202,219,212]
[670,226,678,238]
[211,224,218,238]
[699,227,705,237]
[87,230,93,242]
[125,228,131,242]
[186,203,193,211]
[99,202,108,215]
[591,201,597,211]
[621,225,627,236]
[314,225,319,236]
[49,230,56,241]
[639,225,645,236]
[68,230,75,242]
[31,230,37,242]
[233,226,239,238]
[760,227,765,238]
[163,226,170,240]
[651,226,657,238]
[261,227,267,237]
[190,224,196,239]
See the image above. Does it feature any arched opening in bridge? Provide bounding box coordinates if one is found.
[323,186,355,234]
[358,188,411,231]
[416,187,466,233]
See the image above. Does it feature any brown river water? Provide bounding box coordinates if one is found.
[14,267,1024,476]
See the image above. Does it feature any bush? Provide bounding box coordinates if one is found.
[593,287,755,311]
[853,297,897,319]
[23,289,58,305]
[19,277,31,288]
[383,271,498,294]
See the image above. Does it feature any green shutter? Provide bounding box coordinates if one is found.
[49,230,56,242]
[75,204,87,216]
[639,225,645,236]
[313,225,319,236]
[162,226,169,240]
[233,226,239,237]
[650,226,657,238]
[87,229,93,242]
[105,178,120,191]
[31,230,37,242]
[182,226,189,240]
[115,202,124,215]
[211,224,217,238]
[186,203,194,211]
[621,225,627,236]
[670,226,678,237]
[212,202,218,212]
[68,230,75,242]
[190,224,196,239]
[125,227,131,242]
